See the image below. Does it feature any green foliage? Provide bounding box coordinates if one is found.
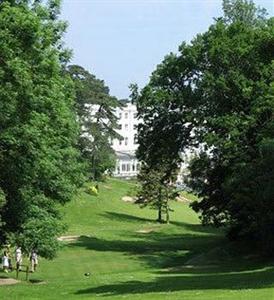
[128,83,139,104]
[0,188,6,234]
[67,65,121,181]
[0,1,85,258]
[137,165,178,223]
[15,215,66,259]
[222,0,267,24]
[137,85,189,172]
[136,84,186,222]
[188,4,274,249]
[136,0,274,251]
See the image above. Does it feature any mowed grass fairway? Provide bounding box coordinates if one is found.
[1,178,274,300]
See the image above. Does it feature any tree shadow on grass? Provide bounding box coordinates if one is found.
[171,220,222,235]
[71,232,221,253]
[102,211,222,236]
[69,229,224,270]
[71,211,274,296]
[75,266,274,296]
[69,231,266,273]
[100,211,153,223]
[69,211,270,271]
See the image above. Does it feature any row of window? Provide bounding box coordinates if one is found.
[120,137,128,146]
[110,134,138,146]
[118,112,138,119]
[117,124,138,130]
[117,163,140,173]
[117,134,138,146]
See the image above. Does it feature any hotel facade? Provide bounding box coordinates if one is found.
[111,101,191,183]
[112,102,140,178]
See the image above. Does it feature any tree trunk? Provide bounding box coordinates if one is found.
[165,203,170,224]
[164,189,170,224]
[157,187,163,223]
[157,206,162,223]
[91,154,96,180]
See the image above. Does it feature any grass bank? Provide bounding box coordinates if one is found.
[1,178,274,299]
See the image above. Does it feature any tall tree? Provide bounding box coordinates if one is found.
[67,65,120,181]
[188,1,274,250]
[137,0,274,250]
[136,85,184,222]
[0,0,84,258]
[137,164,178,224]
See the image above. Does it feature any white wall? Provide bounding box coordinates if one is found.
[111,102,140,177]
[112,103,139,152]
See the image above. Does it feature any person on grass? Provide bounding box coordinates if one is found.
[30,250,38,272]
[15,246,22,271]
[2,251,9,273]
[4,244,12,271]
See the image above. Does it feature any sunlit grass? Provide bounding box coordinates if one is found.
[1,178,274,300]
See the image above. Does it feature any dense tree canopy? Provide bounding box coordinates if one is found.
[0,0,84,258]
[137,0,274,251]
[136,86,184,220]
[67,65,121,181]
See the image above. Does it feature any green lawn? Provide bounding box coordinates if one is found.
[1,178,274,299]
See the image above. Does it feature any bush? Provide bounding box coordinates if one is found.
[86,185,98,196]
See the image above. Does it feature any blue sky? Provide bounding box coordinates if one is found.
[61,0,274,99]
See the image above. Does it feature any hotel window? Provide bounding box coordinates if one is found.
[118,124,122,130]
[125,124,128,130]
[119,112,122,118]
[132,164,135,171]
[126,164,130,171]
[122,164,126,171]
[133,124,138,130]
[134,113,137,118]
[119,139,123,145]
[125,112,128,119]
[125,137,128,145]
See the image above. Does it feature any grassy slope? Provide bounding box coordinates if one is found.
[1,178,274,300]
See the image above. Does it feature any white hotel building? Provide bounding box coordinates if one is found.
[112,101,140,178]
[111,101,191,182]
